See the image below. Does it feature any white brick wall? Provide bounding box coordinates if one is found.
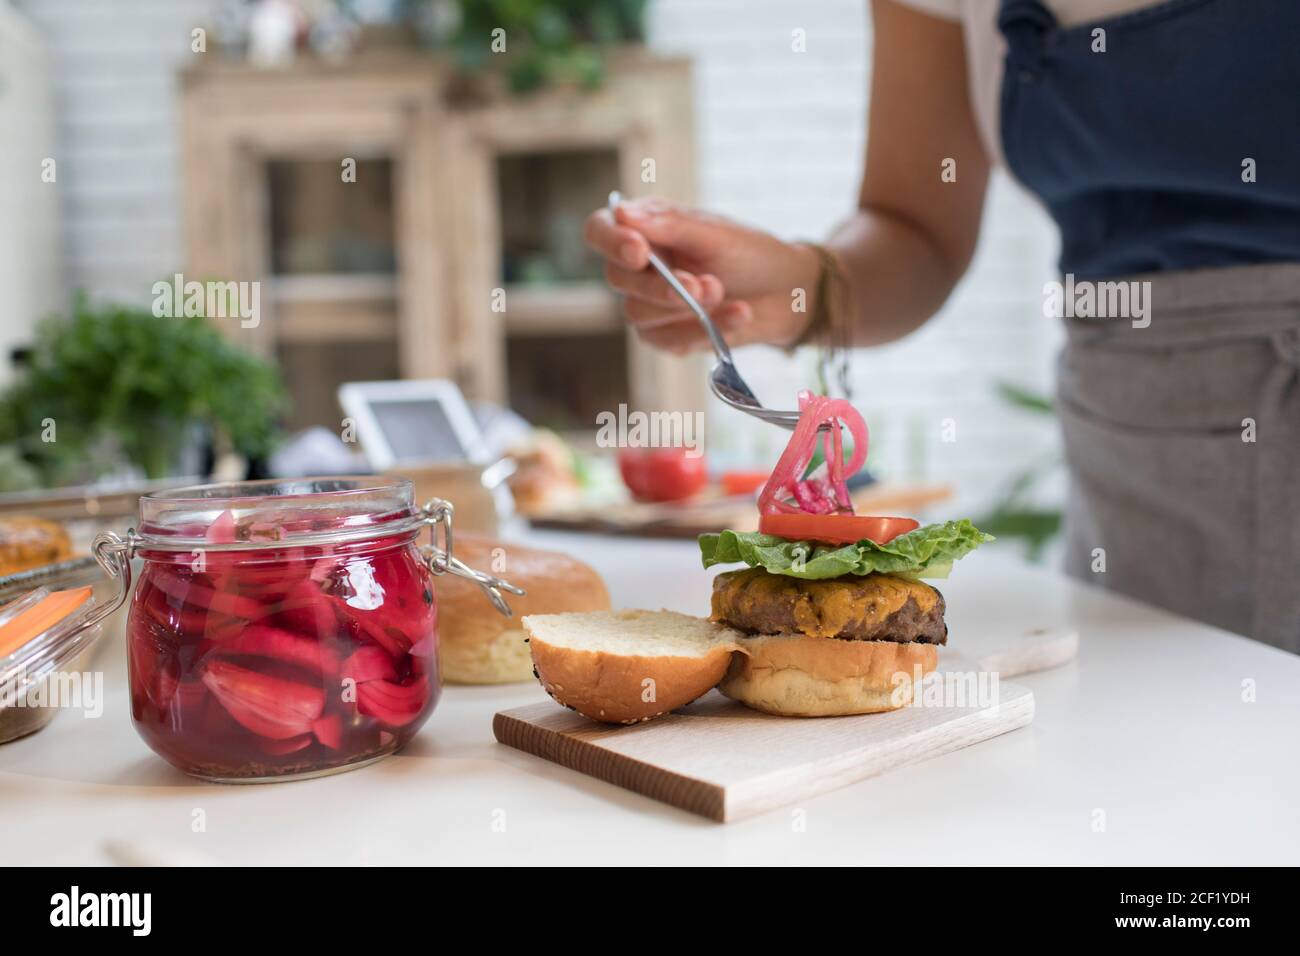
[0,2,64,385]
[15,0,209,304]
[18,0,1064,522]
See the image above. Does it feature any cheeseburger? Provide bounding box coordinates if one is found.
[699,393,990,716]
[522,393,989,723]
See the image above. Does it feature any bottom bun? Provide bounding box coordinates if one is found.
[720,633,938,717]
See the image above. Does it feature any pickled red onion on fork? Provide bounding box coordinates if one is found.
[756,392,868,516]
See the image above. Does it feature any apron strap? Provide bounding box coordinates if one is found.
[998,0,1056,62]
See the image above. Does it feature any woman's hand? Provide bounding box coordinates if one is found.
[584,1,990,356]
[584,198,822,355]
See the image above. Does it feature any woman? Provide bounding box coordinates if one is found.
[584,0,1300,652]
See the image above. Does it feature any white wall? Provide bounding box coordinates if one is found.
[15,0,208,306]
[0,1,64,384]
[649,0,1063,519]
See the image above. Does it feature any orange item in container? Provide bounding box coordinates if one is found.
[0,584,98,744]
[0,587,93,659]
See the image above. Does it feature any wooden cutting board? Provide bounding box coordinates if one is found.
[528,482,953,540]
[494,626,1077,822]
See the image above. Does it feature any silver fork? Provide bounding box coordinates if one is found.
[607,191,805,431]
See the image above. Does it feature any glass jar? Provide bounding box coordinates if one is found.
[92,477,520,783]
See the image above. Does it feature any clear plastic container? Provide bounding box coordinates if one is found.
[0,568,104,744]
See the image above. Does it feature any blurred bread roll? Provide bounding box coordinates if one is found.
[0,517,72,576]
[506,430,580,516]
[437,535,610,684]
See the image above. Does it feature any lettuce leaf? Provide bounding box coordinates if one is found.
[698,519,993,580]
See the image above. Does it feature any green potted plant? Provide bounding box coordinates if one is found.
[422,0,647,93]
[0,298,287,490]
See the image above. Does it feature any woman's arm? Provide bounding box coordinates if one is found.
[583,0,989,352]
[832,0,990,344]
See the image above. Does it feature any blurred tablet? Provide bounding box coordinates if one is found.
[338,379,489,469]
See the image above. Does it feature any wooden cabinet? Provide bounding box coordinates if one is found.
[179,51,706,434]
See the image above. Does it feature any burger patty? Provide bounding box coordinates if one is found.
[711,567,947,645]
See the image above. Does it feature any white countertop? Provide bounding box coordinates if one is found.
[4,530,1298,866]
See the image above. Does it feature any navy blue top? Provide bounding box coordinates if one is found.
[998,0,1300,279]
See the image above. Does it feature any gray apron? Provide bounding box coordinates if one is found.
[1059,263,1300,651]
[997,0,1300,650]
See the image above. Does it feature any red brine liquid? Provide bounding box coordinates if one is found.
[127,514,438,780]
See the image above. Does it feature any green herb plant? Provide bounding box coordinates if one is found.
[0,297,286,488]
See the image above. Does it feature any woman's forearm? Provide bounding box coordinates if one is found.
[585,1,988,357]
[818,0,991,348]
[824,204,973,347]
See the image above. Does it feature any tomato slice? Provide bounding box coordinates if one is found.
[758,513,919,546]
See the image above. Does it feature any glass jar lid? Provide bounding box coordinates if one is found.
[91,477,525,622]
[135,476,421,551]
